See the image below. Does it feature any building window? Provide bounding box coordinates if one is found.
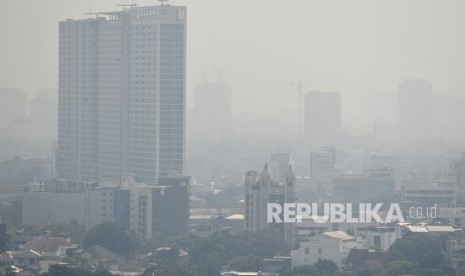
[318,248,322,255]
[305,248,309,254]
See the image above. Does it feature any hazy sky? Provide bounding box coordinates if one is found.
[1,0,465,133]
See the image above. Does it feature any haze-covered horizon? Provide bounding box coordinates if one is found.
[2,0,465,136]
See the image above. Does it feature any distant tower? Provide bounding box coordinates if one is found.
[304,91,341,150]
[245,163,295,245]
[397,79,433,141]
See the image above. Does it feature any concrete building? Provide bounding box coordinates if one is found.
[130,176,190,239]
[295,217,400,251]
[398,79,433,141]
[359,226,401,251]
[400,174,456,207]
[0,157,52,194]
[57,5,186,184]
[332,169,396,201]
[22,176,190,240]
[310,148,335,196]
[291,231,365,269]
[304,91,341,150]
[368,155,400,187]
[22,190,86,226]
[85,186,131,231]
[245,163,295,245]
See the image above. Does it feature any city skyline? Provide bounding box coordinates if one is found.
[2,0,465,136]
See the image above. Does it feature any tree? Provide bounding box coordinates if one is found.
[314,259,338,273]
[383,260,412,276]
[83,222,130,255]
[282,265,331,276]
[388,233,448,270]
[44,264,112,276]
[230,256,264,272]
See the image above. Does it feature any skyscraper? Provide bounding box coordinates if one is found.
[304,91,341,150]
[57,5,186,184]
[397,79,433,141]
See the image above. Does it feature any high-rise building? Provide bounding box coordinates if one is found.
[398,79,433,140]
[57,5,186,184]
[304,91,341,150]
[245,163,295,245]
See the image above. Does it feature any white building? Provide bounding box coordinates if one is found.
[291,231,365,269]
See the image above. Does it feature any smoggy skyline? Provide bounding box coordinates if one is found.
[1,0,465,135]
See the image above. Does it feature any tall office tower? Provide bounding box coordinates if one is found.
[0,88,26,130]
[304,91,341,150]
[398,79,433,141]
[31,89,58,140]
[192,81,232,140]
[245,163,295,246]
[57,5,186,184]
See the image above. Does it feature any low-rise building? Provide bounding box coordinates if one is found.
[12,236,76,267]
[291,231,365,269]
[401,174,456,207]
